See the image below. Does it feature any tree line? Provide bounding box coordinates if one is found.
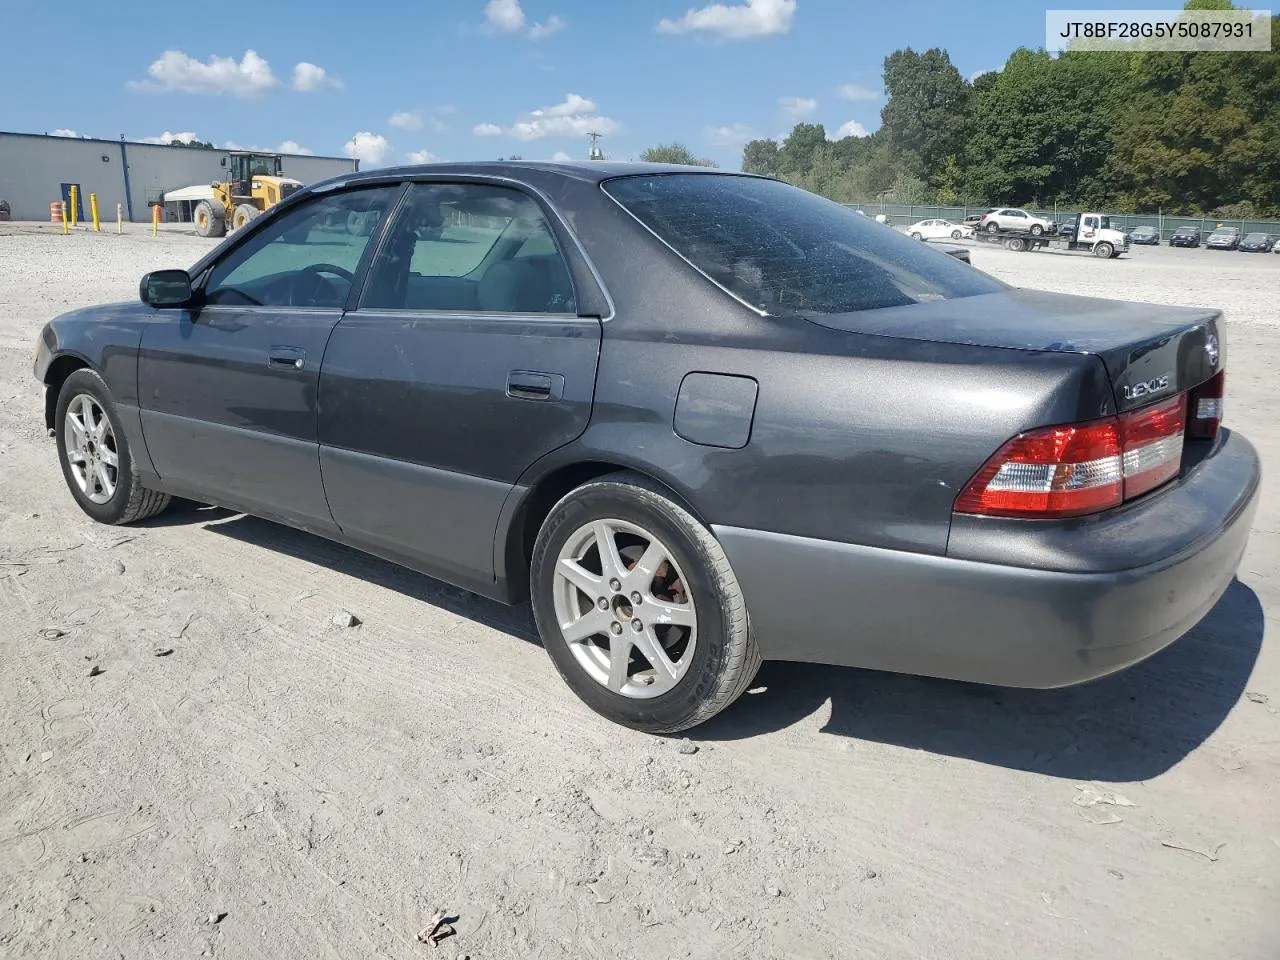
[645,1,1279,218]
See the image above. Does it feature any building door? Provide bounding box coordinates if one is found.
[59,183,85,222]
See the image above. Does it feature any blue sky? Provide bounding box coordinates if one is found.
[3,0,1147,167]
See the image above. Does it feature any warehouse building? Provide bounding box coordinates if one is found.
[0,132,357,222]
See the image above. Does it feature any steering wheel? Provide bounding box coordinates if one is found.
[289,263,355,307]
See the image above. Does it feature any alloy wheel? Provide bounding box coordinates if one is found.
[64,394,118,504]
[552,519,698,699]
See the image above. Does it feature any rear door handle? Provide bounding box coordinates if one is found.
[268,346,306,370]
[506,370,564,402]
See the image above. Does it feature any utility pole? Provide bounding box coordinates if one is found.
[587,132,605,161]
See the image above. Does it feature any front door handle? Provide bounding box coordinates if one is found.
[268,346,306,370]
[507,370,564,402]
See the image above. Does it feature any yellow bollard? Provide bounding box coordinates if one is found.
[61,199,69,235]
[152,203,159,236]
[90,193,101,232]
[117,203,123,234]
[70,185,78,226]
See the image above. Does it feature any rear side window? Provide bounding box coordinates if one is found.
[361,183,576,314]
[603,174,1004,315]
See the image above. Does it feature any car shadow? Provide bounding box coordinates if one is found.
[140,502,540,644]
[141,503,1263,781]
[697,579,1265,782]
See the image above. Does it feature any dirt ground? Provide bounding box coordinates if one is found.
[1,223,1277,960]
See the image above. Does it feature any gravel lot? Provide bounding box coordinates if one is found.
[1,222,1277,960]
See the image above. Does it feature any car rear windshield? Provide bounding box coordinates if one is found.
[601,174,1005,316]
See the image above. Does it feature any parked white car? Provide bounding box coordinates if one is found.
[907,219,975,241]
[977,208,1055,236]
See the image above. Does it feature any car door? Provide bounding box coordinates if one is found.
[137,183,405,533]
[317,180,603,593]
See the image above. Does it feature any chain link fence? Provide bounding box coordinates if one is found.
[842,202,1280,241]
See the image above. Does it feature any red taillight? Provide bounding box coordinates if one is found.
[1120,395,1185,498]
[1187,370,1224,440]
[956,395,1187,519]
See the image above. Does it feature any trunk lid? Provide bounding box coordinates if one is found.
[804,288,1223,413]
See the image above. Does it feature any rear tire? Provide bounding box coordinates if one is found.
[530,471,760,734]
[985,221,1000,234]
[231,203,259,231]
[194,199,226,238]
[55,369,171,526]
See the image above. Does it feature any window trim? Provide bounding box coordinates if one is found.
[351,179,584,319]
[194,182,411,312]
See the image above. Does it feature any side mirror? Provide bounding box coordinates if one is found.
[140,269,194,307]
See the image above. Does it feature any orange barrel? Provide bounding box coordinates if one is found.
[50,201,63,222]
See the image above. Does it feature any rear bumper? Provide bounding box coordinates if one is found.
[715,431,1260,688]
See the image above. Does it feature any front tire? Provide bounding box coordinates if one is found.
[55,370,171,525]
[231,203,259,231]
[1093,242,1114,259]
[951,229,962,239]
[910,231,923,241]
[530,472,760,734]
[1030,224,1044,237]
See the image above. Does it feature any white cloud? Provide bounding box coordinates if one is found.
[545,93,595,117]
[704,122,757,147]
[484,0,566,39]
[292,62,342,92]
[528,15,566,38]
[223,140,246,150]
[779,96,817,119]
[969,68,998,82]
[128,49,277,96]
[277,139,313,155]
[837,83,880,101]
[437,104,457,115]
[551,150,573,161]
[51,128,79,137]
[393,109,451,133]
[343,131,390,166]
[833,120,869,139]
[406,149,438,163]
[657,0,796,39]
[479,94,618,141]
[141,130,202,145]
[389,111,422,130]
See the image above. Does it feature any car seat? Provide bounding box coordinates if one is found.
[477,259,552,313]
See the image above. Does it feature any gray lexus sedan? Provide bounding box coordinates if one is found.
[33,162,1261,733]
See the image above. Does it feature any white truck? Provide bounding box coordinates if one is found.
[975,211,1130,258]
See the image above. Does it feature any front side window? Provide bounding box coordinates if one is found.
[361,182,576,314]
[204,186,401,308]
[603,174,1004,316]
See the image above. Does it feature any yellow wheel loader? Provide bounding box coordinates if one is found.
[193,152,304,238]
